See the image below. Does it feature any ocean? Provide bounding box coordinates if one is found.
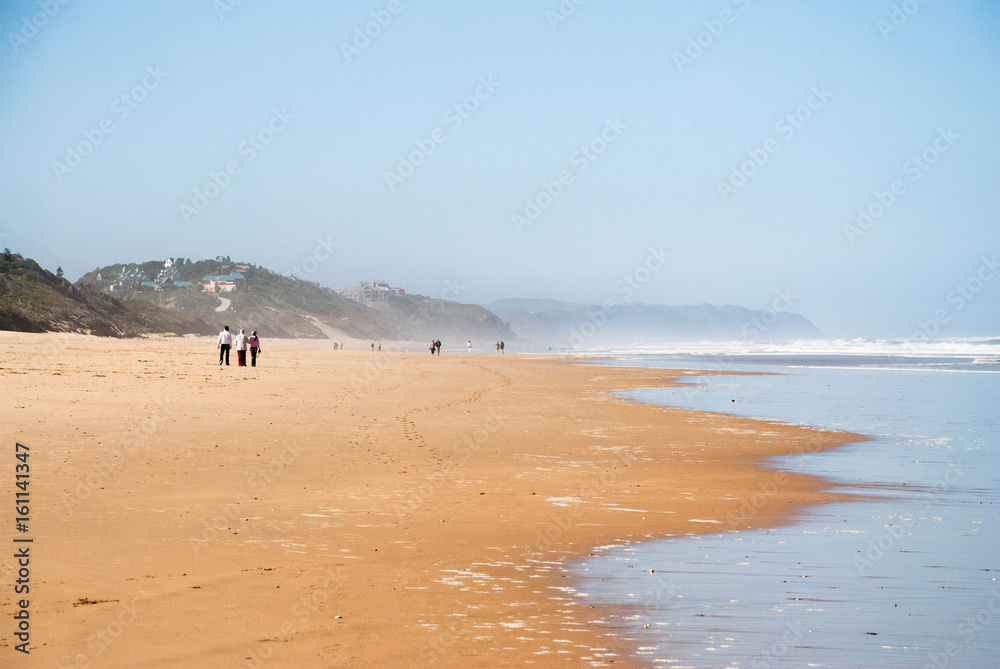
[570,339,1000,668]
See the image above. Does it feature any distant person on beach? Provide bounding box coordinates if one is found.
[378,342,381,352]
[500,340,505,354]
[371,342,375,351]
[435,340,441,355]
[248,330,261,367]
[430,340,436,355]
[467,340,472,353]
[234,328,249,367]
[217,326,232,365]
[496,341,500,353]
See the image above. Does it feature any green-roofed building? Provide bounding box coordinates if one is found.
[199,272,245,293]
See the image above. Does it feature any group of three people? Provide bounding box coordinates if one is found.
[217,326,262,367]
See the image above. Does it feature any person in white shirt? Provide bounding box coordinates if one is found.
[234,328,249,367]
[217,326,233,365]
[467,340,472,353]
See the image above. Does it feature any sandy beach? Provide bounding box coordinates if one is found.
[0,332,860,668]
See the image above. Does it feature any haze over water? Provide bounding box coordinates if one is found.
[574,341,1000,668]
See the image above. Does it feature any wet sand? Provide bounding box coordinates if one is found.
[0,333,859,667]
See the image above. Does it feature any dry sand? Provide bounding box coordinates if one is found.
[0,332,859,667]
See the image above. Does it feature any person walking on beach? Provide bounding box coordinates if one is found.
[371,342,375,351]
[496,341,500,353]
[430,340,436,355]
[467,340,472,353]
[248,330,261,367]
[234,328,249,367]
[378,342,381,352]
[217,326,232,365]
[500,340,505,354]
[435,339,441,355]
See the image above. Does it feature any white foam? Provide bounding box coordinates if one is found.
[562,336,1000,359]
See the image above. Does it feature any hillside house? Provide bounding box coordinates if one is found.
[200,272,245,293]
[109,267,150,292]
[335,280,405,305]
[151,278,194,291]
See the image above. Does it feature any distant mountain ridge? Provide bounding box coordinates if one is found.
[2,250,820,344]
[488,298,820,347]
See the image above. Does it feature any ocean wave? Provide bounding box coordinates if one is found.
[563,337,1000,360]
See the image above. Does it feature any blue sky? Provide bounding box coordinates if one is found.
[1,0,997,337]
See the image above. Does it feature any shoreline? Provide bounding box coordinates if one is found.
[0,333,864,667]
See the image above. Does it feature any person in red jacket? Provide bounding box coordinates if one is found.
[234,328,249,367]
